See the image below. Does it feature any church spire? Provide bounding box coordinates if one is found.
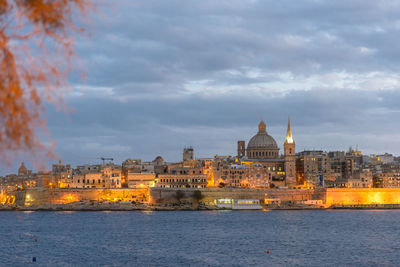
[285,117,294,144]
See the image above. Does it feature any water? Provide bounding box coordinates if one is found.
[0,210,399,266]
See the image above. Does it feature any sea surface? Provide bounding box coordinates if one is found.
[0,210,399,266]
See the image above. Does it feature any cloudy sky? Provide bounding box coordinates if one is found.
[9,0,400,173]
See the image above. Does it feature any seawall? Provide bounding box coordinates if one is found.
[15,188,149,206]
[326,188,400,206]
[5,187,400,209]
[150,187,325,204]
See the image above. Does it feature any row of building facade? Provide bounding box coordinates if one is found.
[1,119,400,191]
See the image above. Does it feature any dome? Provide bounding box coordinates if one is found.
[247,120,278,149]
[18,162,28,175]
[247,133,278,149]
[153,156,165,165]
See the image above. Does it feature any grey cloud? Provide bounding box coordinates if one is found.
[6,0,400,174]
[72,0,400,94]
[42,88,400,169]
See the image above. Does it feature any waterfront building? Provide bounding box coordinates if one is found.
[52,160,73,188]
[127,173,156,188]
[213,163,272,188]
[70,164,122,188]
[121,159,142,187]
[375,172,400,188]
[156,174,207,188]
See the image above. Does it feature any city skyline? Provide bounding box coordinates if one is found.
[5,1,400,172]
[3,118,398,175]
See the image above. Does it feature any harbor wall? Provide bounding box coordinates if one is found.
[15,188,149,206]
[8,187,400,207]
[150,187,324,204]
[326,188,400,206]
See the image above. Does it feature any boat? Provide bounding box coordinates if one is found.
[215,199,262,210]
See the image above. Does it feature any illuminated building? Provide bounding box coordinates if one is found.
[212,163,272,188]
[284,118,296,187]
[156,174,207,188]
[70,165,122,188]
[245,120,280,160]
[375,172,400,188]
[233,119,296,187]
[52,160,73,188]
[296,150,329,187]
[127,173,156,188]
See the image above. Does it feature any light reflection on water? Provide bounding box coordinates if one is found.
[0,210,399,266]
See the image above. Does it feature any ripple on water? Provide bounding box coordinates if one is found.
[0,210,399,266]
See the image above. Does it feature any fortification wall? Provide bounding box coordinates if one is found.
[326,188,400,205]
[16,188,149,206]
[13,187,400,207]
[150,187,322,203]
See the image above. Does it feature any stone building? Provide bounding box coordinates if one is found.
[235,119,296,187]
[296,150,330,187]
[213,163,272,188]
[244,120,279,159]
[375,172,400,188]
[183,147,194,161]
[346,169,373,188]
[156,174,207,188]
[52,160,72,188]
[127,173,156,188]
[70,164,122,189]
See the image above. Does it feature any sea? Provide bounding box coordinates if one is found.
[0,210,399,266]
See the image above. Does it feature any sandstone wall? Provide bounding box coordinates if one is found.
[16,188,149,206]
[326,188,400,205]
[150,187,323,204]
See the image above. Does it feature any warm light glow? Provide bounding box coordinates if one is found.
[286,136,294,143]
[57,194,79,204]
[326,188,400,206]
[207,167,215,187]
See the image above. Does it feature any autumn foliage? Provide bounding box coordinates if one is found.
[0,0,92,166]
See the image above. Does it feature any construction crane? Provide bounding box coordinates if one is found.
[99,157,114,165]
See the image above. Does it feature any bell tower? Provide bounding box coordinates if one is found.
[284,118,296,187]
[237,141,245,158]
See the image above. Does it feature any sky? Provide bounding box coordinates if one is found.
[8,0,400,173]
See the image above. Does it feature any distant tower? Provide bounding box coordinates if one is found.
[284,118,296,187]
[18,162,28,176]
[183,147,194,161]
[237,141,245,158]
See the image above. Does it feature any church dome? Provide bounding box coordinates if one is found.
[247,120,278,149]
[153,156,165,166]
